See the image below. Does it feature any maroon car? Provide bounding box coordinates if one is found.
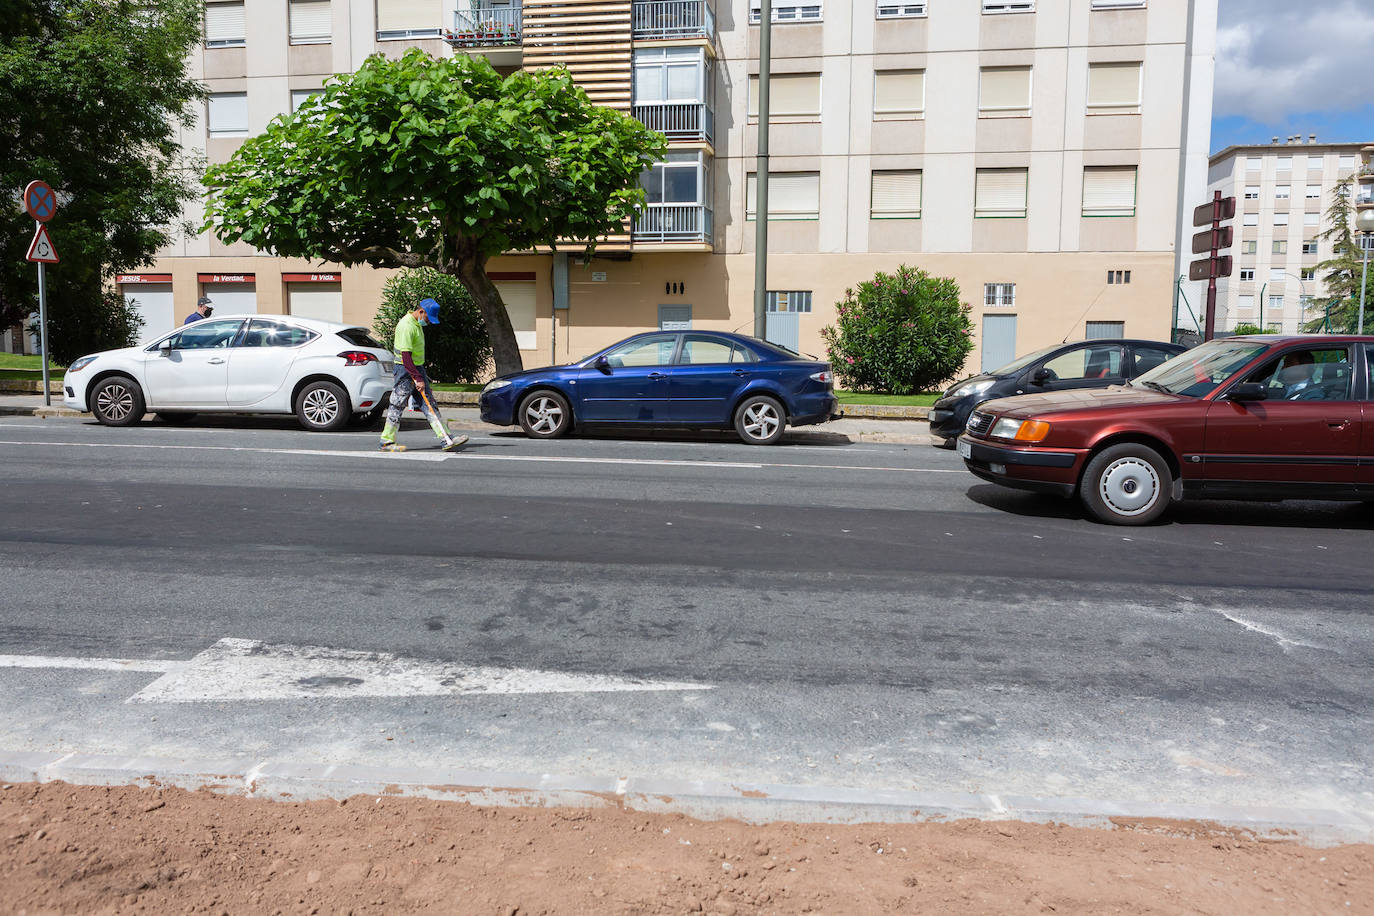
[957,335,1372,525]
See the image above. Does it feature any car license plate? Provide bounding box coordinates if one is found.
[957,439,972,459]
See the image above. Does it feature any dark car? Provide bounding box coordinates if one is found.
[478,331,840,445]
[957,335,1373,525]
[929,339,1186,447]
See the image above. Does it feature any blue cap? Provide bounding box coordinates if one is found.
[421,297,440,326]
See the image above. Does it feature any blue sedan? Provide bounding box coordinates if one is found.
[479,331,841,444]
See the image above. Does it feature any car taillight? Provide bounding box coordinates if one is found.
[338,350,378,366]
[810,370,833,385]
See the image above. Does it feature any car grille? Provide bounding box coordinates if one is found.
[966,410,994,436]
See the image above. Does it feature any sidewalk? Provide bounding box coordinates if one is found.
[0,393,934,445]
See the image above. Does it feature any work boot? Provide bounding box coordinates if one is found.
[441,435,469,452]
[378,441,407,452]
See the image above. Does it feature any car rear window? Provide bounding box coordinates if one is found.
[337,328,385,349]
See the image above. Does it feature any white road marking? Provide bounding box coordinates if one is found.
[0,654,180,673]
[0,439,451,461]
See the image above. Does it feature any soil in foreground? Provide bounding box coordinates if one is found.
[2,781,1371,915]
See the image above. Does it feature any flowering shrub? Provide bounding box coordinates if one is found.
[820,264,974,394]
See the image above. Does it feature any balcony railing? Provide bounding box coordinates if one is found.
[632,0,714,40]
[634,204,713,243]
[447,3,521,47]
[633,101,713,143]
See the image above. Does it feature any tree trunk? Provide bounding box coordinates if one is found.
[452,257,524,378]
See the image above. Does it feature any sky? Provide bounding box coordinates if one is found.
[1210,0,1374,153]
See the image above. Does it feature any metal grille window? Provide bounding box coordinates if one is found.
[1086,62,1141,115]
[870,170,922,219]
[746,172,820,220]
[750,0,822,23]
[289,0,331,43]
[876,0,925,17]
[766,291,812,313]
[984,283,1016,307]
[979,67,1031,115]
[1085,321,1125,340]
[975,169,1028,218]
[1106,270,1131,284]
[376,0,443,39]
[1082,167,1136,217]
[873,70,924,119]
[205,1,246,47]
[982,0,1034,11]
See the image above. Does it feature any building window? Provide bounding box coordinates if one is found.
[1339,154,1355,169]
[978,67,1031,116]
[1245,156,1262,171]
[1276,156,1292,171]
[1274,212,1289,227]
[1086,62,1141,115]
[1303,211,1320,226]
[746,172,820,220]
[1274,185,1290,199]
[767,291,812,313]
[290,88,323,112]
[641,151,707,207]
[636,47,708,104]
[1301,268,1315,281]
[1085,321,1125,339]
[870,170,922,219]
[876,0,925,17]
[1105,270,1131,284]
[288,0,331,43]
[207,92,248,136]
[376,0,442,40]
[1241,240,1256,254]
[1307,155,1323,170]
[975,169,1028,218]
[205,0,246,47]
[1244,186,1259,199]
[982,0,1034,12]
[1272,240,1287,254]
[873,70,924,120]
[1091,0,1145,7]
[750,0,822,23]
[1268,296,1284,311]
[1239,269,1255,281]
[1082,167,1136,217]
[1243,212,1258,227]
[1306,184,1321,199]
[1237,295,1254,311]
[1302,240,1319,254]
[984,283,1016,307]
[1269,268,1286,282]
[748,73,821,120]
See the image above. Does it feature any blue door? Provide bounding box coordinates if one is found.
[575,334,678,421]
[981,315,1017,373]
[766,311,799,352]
[669,334,754,423]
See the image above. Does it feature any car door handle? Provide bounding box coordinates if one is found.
[733,369,750,377]
[1327,419,1350,430]
[648,371,666,380]
[207,358,226,365]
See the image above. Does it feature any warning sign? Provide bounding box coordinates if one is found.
[26,224,59,263]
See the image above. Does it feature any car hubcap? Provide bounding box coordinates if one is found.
[97,385,133,421]
[743,403,779,440]
[303,389,339,426]
[526,398,562,434]
[1099,457,1160,517]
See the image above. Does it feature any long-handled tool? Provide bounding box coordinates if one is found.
[413,381,468,451]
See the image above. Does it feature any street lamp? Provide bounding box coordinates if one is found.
[1356,208,1374,335]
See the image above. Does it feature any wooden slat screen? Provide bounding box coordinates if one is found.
[521,0,632,110]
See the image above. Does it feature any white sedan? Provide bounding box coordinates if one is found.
[62,314,395,432]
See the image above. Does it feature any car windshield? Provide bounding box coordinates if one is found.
[989,344,1061,376]
[1132,339,1269,397]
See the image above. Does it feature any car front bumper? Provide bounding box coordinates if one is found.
[479,387,519,426]
[62,374,87,412]
[928,396,976,439]
[957,434,1086,498]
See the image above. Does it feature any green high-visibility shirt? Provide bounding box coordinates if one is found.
[394,313,425,365]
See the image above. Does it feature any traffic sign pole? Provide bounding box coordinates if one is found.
[37,262,50,407]
[22,180,60,406]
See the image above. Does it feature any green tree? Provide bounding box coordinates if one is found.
[373,268,491,383]
[1230,323,1275,336]
[1,0,204,359]
[1302,177,1374,332]
[821,265,974,394]
[203,49,667,378]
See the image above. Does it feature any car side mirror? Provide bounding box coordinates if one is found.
[1031,367,1051,385]
[594,355,611,373]
[158,340,173,356]
[1226,382,1268,402]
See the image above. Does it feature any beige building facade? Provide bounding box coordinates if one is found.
[115,0,1217,379]
[1207,139,1368,334]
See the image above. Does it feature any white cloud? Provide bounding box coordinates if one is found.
[1214,0,1374,121]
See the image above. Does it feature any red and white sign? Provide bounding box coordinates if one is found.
[26,224,59,263]
[282,273,341,283]
[197,273,255,284]
[23,181,57,223]
[116,273,173,284]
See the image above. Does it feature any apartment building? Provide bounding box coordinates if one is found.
[115,0,1217,375]
[1207,139,1368,334]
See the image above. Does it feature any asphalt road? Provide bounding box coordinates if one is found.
[0,415,1371,820]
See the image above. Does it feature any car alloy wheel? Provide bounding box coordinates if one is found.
[303,388,340,426]
[295,381,350,432]
[734,395,785,445]
[91,377,145,427]
[518,390,571,439]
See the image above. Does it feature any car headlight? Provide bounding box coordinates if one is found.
[950,379,995,399]
[990,418,1051,442]
[68,356,98,372]
[482,379,513,394]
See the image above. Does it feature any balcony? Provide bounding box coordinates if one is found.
[633,101,713,144]
[634,204,713,244]
[632,0,715,40]
[446,3,521,48]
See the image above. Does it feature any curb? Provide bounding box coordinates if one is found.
[0,405,85,418]
[1,750,1369,846]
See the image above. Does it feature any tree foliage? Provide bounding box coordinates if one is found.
[1229,323,1276,336]
[1,0,204,354]
[372,268,491,383]
[821,265,974,394]
[203,49,667,377]
[1302,177,1374,333]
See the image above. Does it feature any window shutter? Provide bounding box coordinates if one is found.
[1081,167,1136,216]
[747,173,820,219]
[205,1,246,45]
[376,0,441,35]
[979,67,1030,112]
[975,169,1027,217]
[208,92,248,134]
[289,0,331,41]
[1087,62,1140,113]
[749,74,821,118]
[873,70,924,117]
[871,171,922,218]
[1274,213,1289,226]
